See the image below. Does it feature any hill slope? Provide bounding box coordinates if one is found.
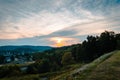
[86,50,120,80]
[65,50,120,80]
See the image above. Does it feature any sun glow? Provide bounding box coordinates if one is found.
[50,37,64,47]
[56,38,63,43]
[50,37,78,47]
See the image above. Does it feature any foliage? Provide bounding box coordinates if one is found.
[61,52,75,65]
[0,65,21,78]
[116,33,120,49]
[27,59,50,74]
[0,55,5,64]
[71,31,120,62]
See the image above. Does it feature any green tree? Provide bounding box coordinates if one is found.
[61,52,74,65]
[116,33,120,49]
[0,65,21,78]
[27,59,50,74]
[99,31,116,53]
[0,55,5,64]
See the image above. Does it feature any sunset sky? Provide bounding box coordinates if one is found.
[0,0,120,47]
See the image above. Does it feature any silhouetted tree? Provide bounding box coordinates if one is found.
[0,55,5,64]
[98,31,116,54]
[116,33,120,49]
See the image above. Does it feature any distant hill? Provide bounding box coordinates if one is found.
[0,45,53,53]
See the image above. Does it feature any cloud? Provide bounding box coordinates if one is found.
[36,16,120,45]
[0,0,120,46]
[0,10,79,39]
[65,17,120,36]
[0,8,101,39]
[80,0,120,16]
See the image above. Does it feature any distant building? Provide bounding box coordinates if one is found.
[5,56,11,63]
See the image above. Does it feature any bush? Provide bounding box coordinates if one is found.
[27,59,50,74]
[0,65,21,78]
[61,52,75,66]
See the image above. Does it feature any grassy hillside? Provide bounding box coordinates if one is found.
[86,50,120,80]
[65,50,120,80]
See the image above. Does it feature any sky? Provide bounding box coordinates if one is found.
[0,0,120,47]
